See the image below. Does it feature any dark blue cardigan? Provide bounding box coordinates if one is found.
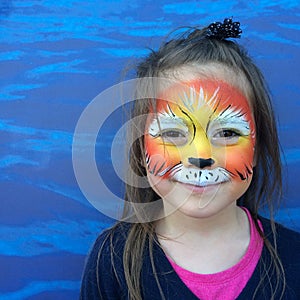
[80,218,300,299]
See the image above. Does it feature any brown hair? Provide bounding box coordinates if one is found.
[104,26,285,299]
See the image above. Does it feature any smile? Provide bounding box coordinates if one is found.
[171,166,231,187]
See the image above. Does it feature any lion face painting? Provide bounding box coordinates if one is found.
[144,79,256,195]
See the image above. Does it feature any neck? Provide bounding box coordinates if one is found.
[155,204,251,274]
[156,203,248,242]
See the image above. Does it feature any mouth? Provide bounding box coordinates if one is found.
[171,166,231,189]
[173,180,226,193]
[174,179,227,188]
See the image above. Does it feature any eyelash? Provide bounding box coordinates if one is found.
[159,129,188,146]
[155,127,245,147]
[214,129,241,138]
[211,129,242,146]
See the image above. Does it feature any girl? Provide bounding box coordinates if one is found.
[80,18,300,299]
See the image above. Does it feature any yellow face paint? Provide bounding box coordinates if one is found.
[144,79,255,186]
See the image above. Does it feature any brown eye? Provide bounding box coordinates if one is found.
[162,130,183,138]
[216,130,239,138]
[211,129,241,146]
[160,130,188,146]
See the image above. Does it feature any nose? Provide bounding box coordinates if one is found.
[188,157,215,168]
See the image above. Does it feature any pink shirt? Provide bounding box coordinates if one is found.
[167,208,263,300]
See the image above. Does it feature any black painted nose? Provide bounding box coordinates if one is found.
[188,158,215,168]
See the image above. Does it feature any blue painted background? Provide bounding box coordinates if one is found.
[0,1,299,299]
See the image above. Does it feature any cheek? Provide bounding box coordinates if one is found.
[222,139,255,181]
[144,137,181,178]
[147,172,171,198]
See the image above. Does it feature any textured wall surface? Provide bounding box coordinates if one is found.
[0,0,299,299]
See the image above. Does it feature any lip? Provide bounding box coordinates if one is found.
[173,180,225,194]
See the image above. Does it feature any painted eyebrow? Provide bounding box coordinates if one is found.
[179,86,220,113]
[148,112,189,137]
[178,106,196,144]
[208,106,251,135]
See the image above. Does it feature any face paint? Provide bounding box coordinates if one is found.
[144,79,256,187]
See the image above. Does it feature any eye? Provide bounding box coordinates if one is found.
[211,129,241,146]
[160,129,188,146]
[215,130,239,138]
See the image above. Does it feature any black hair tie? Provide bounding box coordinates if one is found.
[206,17,242,40]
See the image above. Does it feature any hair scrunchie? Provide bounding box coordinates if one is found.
[206,17,242,40]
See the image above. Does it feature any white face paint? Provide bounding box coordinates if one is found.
[208,106,252,146]
[171,166,231,187]
[148,112,189,138]
[145,79,256,186]
[145,74,256,215]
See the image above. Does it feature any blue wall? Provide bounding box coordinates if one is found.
[0,1,300,299]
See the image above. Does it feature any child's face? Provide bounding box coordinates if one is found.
[144,77,256,217]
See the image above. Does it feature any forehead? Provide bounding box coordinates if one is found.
[157,63,253,107]
[155,78,252,117]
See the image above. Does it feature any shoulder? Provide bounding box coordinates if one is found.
[259,216,300,297]
[259,216,300,250]
[92,222,131,255]
[260,216,300,258]
[87,221,132,270]
[274,221,300,263]
[80,222,132,300]
[84,222,131,270]
[276,222,300,247]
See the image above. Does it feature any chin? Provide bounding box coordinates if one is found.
[148,172,253,219]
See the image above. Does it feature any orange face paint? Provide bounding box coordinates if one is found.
[144,79,256,186]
